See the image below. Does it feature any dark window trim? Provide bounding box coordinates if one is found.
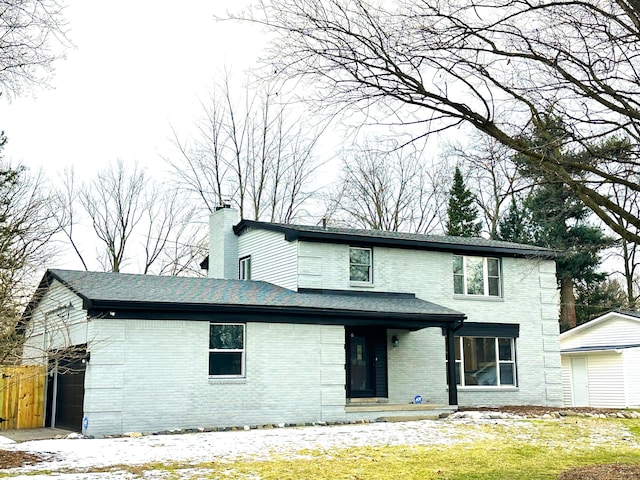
[447,322,519,338]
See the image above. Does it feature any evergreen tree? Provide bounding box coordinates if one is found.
[510,113,615,330]
[575,278,627,326]
[497,199,532,244]
[446,166,482,237]
[525,181,613,330]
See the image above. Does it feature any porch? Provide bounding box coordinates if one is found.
[345,398,457,422]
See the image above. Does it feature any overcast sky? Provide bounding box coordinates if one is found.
[1,0,260,177]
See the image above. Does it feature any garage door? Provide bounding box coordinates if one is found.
[46,350,87,432]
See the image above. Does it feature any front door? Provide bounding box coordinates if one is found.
[346,328,388,398]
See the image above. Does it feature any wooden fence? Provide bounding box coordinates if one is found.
[0,365,46,430]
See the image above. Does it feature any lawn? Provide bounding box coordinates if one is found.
[2,417,640,479]
[187,419,640,480]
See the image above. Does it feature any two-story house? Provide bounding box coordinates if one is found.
[22,207,562,437]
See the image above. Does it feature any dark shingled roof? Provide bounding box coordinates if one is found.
[28,269,465,330]
[233,220,558,258]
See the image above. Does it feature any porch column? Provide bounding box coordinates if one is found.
[446,325,458,406]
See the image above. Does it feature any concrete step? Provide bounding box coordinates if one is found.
[345,403,454,413]
[345,403,457,422]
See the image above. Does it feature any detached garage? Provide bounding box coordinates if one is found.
[560,311,640,408]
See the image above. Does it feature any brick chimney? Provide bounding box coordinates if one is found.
[208,205,239,279]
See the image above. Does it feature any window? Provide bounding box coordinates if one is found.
[451,336,516,387]
[349,247,372,283]
[209,323,245,377]
[239,256,251,280]
[453,255,501,297]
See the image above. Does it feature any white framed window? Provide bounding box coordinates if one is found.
[209,323,245,377]
[239,256,251,280]
[451,336,516,387]
[453,255,501,297]
[349,247,373,283]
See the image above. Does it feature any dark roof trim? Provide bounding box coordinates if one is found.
[445,321,520,338]
[85,298,463,320]
[233,220,556,259]
[86,303,461,330]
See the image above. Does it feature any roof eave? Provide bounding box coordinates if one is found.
[86,299,465,329]
[560,310,640,339]
[233,220,557,259]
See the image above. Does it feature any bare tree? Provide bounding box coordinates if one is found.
[0,152,62,362]
[56,161,200,275]
[234,0,640,243]
[81,161,146,272]
[609,183,640,307]
[0,0,70,98]
[166,72,326,223]
[324,140,445,233]
[447,132,530,239]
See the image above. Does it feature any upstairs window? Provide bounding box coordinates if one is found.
[209,323,245,377]
[349,247,372,283]
[453,255,501,297]
[239,256,251,280]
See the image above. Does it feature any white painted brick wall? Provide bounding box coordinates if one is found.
[387,328,449,405]
[84,319,346,436]
[292,243,562,407]
[208,209,240,279]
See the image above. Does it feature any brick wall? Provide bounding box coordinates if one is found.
[295,242,562,407]
[84,319,346,436]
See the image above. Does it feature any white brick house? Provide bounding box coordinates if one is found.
[22,207,562,437]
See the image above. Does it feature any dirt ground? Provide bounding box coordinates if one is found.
[458,405,625,416]
[558,464,640,480]
[0,448,44,469]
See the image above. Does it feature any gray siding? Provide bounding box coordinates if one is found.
[238,228,297,290]
[561,317,640,349]
[624,348,640,407]
[560,356,573,407]
[22,280,88,365]
[586,353,625,408]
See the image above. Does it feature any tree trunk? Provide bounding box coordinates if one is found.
[560,276,577,330]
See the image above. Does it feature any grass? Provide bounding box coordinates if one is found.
[3,418,640,479]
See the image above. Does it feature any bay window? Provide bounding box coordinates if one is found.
[452,336,517,387]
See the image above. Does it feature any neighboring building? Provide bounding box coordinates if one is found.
[22,207,562,437]
[560,311,640,408]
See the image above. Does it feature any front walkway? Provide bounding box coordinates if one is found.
[0,427,74,443]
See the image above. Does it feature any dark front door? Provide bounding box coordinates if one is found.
[346,328,388,398]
